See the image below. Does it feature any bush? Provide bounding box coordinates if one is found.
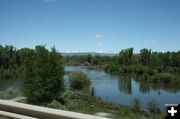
[140,108,150,117]
[147,99,161,113]
[60,90,83,99]
[147,68,156,76]
[69,71,91,90]
[135,65,144,75]
[157,66,163,73]
[132,98,140,111]
[152,73,175,84]
[0,87,21,99]
[46,100,66,110]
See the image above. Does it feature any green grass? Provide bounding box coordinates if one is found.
[45,89,164,119]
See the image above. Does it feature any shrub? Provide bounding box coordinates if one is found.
[153,73,175,84]
[135,65,144,75]
[147,68,155,76]
[157,66,163,73]
[46,100,66,110]
[140,108,150,117]
[0,87,21,99]
[147,99,161,113]
[132,98,140,111]
[69,71,91,90]
[60,90,83,99]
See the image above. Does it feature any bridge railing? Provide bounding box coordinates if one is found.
[0,99,110,119]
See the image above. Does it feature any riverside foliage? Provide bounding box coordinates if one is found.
[69,71,91,90]
[64,48,180,85]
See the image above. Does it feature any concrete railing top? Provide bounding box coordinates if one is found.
[0,110,37,119]
[0,99,111,119]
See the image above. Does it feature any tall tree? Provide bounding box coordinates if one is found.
[140,48,151,66]
[21,46,65,104]
[119,48,133,65]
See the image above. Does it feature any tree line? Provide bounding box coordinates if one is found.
[64,48,180,70]
[64,48,180,85]
[1,44,180,86]
[0,45,37,79]
[0,45,65,104]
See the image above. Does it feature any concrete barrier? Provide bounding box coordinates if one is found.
[0,110,37,119]
[0,99,110,119]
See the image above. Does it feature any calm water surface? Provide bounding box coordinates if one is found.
[65,66,180,113]
[1,66,180,113]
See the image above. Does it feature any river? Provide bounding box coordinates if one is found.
[65,66,180,113]
[1,66,180,113]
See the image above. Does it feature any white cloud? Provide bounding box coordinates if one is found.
[97,42,103,46]
[144,40,157,43]
[95,33,106,39]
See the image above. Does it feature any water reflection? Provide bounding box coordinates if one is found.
[134,75,180,94]
[118,74,180,95]
[118,76,132,94]
[138,81,151,94]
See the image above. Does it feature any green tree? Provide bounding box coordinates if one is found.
[119,48,133,65]
[92,55,100,65]
[21,46,65,104]
[87,54,92,64]
[140,48,151,66]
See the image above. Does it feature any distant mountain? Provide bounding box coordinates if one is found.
[61,52,119,56]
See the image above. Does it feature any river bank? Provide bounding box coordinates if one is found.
[0,88,164,119]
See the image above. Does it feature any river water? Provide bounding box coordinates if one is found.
[1,66,180,113]
[65,66,180,113]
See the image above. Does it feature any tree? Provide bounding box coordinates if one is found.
[92,55,100,65]
[87,54,92,64]
[21,46,65,104]
[119,48,133,65]
[140,48,151,66]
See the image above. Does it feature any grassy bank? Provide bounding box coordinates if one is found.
[0,86,164,119]
[44,89,164,119]
[0,88,164,119]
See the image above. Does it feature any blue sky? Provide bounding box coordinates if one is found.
[0,0,180,53]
